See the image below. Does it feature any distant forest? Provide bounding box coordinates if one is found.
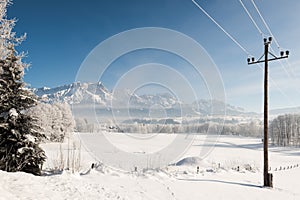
[270,114,300,147]
[74,114,300,147]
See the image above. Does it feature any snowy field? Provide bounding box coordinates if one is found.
[1,133,300,200]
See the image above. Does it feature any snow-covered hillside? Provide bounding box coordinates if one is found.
[34,82,255,117]
[192,99,256,116]
[34,82,112,105]
[1,134,300,200]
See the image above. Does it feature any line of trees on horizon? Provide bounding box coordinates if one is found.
[270,114,300,147]
[74,117,263,138]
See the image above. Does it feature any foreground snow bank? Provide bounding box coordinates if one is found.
[1,166,300,200]
[1,134,300,200]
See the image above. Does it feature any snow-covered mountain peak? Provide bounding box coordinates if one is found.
[34,82,254,116]
[34,81,111,105]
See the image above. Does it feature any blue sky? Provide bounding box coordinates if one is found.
[7,0,300,112]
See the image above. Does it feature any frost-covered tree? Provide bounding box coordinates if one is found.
[29,102,75,142]
[270,114,300,147]
[0,0,45,175]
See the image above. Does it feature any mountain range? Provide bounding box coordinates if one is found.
[34,82,255,117]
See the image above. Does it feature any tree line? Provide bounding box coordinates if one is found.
[78,120,263,138]
[269,114,300,147]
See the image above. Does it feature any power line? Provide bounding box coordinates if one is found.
[192,0,296,105]
[251,0,280,49]
[192,0,251,55]
[257,63,296,105]
[239,0,297,93]
[270,46,295,77]
[248,0,297,84]
[239,0,265,37]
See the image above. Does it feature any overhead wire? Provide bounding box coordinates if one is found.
[250,0,280,49]
[249,0,300,103]
[192,0,296,106]
[239,0,265,37]
[245,0,299,103]
[257,63,294,104]
[249,0,299,89]
[192,0,251,56]
[248,0,294,78]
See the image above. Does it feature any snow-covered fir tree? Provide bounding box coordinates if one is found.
[0,0,46,175]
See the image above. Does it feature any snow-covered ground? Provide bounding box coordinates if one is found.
[1,133,300,200]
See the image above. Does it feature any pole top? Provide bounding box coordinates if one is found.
[263,37,272,44]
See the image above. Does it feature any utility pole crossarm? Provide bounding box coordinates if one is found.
[247,55,288,65]
[247,37,289,65]
[246,37,289,188]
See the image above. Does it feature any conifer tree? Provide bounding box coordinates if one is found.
[0,0,46,175]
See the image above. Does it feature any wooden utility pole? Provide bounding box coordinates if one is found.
[247,37,289,187]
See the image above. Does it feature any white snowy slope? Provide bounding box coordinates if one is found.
[34,82,112,105]
[269,106,300,116]
[33,82,255,116]
[1,134,300,200]
[192,99,257,116]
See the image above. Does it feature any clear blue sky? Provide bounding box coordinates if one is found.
[7,0,300,112]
